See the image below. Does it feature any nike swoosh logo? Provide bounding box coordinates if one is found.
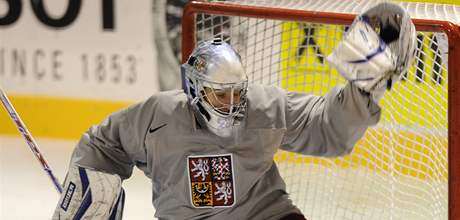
[149,123,167,133]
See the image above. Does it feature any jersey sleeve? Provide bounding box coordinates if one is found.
[70,97,156,180]
[280,83,381,157]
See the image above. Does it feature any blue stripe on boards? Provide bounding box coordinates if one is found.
[73,189,92,220]
[72,167,92,220]
[78,167,90,197]
[109,189,126,220]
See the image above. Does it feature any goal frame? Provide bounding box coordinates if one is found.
[181,1,460,219]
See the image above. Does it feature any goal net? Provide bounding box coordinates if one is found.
[182,1,460,219]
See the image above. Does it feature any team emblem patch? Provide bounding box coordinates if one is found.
[187,154,235,208]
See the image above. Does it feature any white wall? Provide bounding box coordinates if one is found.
[0,0,159,102]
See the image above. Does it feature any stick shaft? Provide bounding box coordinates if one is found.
[0,87,63,194]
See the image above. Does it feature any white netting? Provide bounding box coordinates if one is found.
[221,0,460,25]
[191,1,453,219]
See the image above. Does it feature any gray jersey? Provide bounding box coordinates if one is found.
[70,83,381,220]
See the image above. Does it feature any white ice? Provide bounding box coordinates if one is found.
[0,135,155,220]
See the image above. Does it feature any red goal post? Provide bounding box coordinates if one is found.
[182,1,460,219]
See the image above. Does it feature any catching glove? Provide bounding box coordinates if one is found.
[327,2,417,101]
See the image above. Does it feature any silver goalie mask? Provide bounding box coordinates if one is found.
[181,38,248,138]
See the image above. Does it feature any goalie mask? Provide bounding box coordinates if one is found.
[181,39,248,138]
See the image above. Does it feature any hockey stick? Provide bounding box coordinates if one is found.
[0,86,63,194]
